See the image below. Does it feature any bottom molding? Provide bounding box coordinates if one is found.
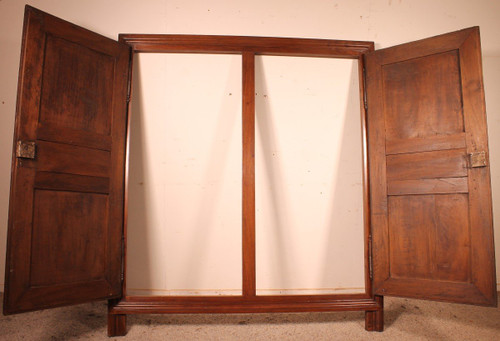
[109,294,381,315]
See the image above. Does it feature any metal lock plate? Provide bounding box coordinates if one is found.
[16,141,36,159]
[468,151,487,168]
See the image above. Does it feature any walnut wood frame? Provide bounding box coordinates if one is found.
[107,34,381,336]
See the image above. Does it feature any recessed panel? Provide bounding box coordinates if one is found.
[39,35,114,135]
[36,140,111,178]
[126,54,242,295]
[383,51,464,140]
[30,190,108,286]
[386,148,467,181]
[388,194,470,282]
[255,56,365,295]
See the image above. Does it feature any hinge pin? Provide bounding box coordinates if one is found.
[368,234,373,280]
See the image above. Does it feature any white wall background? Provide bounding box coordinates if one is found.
[0,0,499,294]
[126,52,364,295]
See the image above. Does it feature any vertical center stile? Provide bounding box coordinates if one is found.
[242,51,256,297]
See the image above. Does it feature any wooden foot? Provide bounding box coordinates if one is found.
[365,295,384,332]
[108,313,127,337]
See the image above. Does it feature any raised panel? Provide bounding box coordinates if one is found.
[39,35,114,135]
[30,190,108,286]
[382,50,464,140]
[34,172,109,194]
[37,124,112,151]
[386,149,467,181]
[36,140,110,178]
[387,177,468,196]
[386,133,466,155]
[388,194,470,282]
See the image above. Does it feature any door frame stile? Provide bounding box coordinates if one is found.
[107,36,134,337]
[242,51,256,298]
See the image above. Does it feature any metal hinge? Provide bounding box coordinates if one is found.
[362,67,368,111]
[368,234,373,280]
[16,140,36,159]
[126,51,133,104]
[126,84,131,103]
[120,236,125,282]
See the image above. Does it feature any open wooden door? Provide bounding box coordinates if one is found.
[3,6,130,314]
[365,27,497,306]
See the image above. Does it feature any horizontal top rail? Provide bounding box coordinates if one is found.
[118,34,374,58]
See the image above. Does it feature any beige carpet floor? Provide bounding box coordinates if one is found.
[0,293,499,340]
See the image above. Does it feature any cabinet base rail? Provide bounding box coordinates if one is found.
[107,294,384,336]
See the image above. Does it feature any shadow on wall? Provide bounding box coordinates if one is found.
[125,54,242,294]
[321,62,365,289]
[255,58,365,293]
[254,58,292,287]
[482,57,500,285]
[126,54,364,295]
[125,55,153,293]
[178,56,241,289]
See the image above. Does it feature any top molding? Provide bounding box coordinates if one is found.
[118,34,374,58]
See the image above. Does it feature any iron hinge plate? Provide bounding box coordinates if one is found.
[16,140,36,159]
[363,67,368,111]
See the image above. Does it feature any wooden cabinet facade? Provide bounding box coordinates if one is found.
[3,5,497,337]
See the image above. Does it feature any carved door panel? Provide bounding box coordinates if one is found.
[365,27,497,306]
[3,6,130,314]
